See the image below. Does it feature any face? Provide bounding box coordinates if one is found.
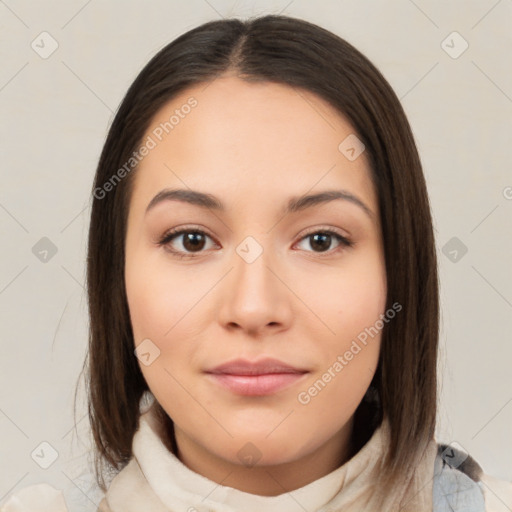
[124,74,387,488]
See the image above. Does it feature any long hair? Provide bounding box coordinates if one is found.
[80,14,439,494]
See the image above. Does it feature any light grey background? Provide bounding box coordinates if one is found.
[0,0,511,510]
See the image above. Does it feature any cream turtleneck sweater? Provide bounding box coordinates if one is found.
[96,397,437,512]
[3,394,511,511]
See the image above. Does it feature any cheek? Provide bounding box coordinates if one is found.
[125,256,200,412]
[302,256,386,341]
[125,251,209,398]
[125,250,192,342]
[294,251,386,399]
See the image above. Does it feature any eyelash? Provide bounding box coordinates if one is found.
[157,225,354,260]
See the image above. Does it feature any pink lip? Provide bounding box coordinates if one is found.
[206,373,308,396]
[204,357,309,396]
[206,357,307,375]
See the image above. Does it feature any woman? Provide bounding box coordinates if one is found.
[2,13,511,512]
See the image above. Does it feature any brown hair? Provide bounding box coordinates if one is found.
[80,13,439,497]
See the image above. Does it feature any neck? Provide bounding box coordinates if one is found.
[172,415,355,496]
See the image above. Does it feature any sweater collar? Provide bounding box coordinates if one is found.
[103,393,437,512]
[132,396,391,512]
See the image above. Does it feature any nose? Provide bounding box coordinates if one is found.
[216,242,294,336]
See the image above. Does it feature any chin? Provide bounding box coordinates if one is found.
[218,436,303,467]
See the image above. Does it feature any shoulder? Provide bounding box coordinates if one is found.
[434,442,512,512]
[0,483,109,512]
[0,483,68,512]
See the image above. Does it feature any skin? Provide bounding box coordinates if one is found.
[124,73,387,496]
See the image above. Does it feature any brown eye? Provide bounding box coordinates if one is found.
[295,229,353,255]
[181,232,207,252]
[158,229,216,257]
[309,233,334,252]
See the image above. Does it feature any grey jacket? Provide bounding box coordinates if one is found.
[433,442,508,512]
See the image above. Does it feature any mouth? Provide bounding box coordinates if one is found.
[204,357,309,396]
[205,372,308,396]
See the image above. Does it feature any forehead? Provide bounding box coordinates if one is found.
[130,75,377,215]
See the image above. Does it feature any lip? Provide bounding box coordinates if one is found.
[204,357,309,396]
[207,373,308,396]
[205,357,308,375]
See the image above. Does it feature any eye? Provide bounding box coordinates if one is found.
[294,229,353,255]
[157,226,354,259]
[157,227,217,258]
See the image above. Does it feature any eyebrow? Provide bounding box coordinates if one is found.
[145,188,375,220]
